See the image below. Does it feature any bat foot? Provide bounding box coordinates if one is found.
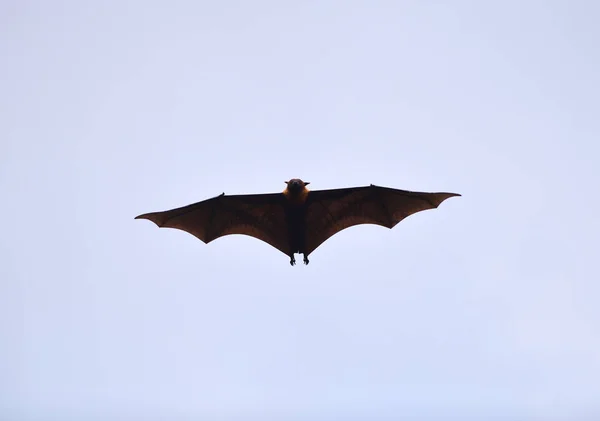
[290,256,296,266]
[303,255,309,265]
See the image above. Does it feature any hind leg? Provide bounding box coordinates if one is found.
[289,255,296,266]
[303,254,309,265]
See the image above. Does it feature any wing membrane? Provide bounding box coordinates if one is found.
[135,192,291,256]
[304,185,460,255]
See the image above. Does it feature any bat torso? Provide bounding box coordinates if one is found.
[284,203,307,254]
[282,184,310,255]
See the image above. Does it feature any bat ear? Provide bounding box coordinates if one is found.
[284,181,289,184]
[304,181,310,186]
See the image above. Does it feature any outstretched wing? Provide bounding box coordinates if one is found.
[135,192,291,256]
[304,185,460,255]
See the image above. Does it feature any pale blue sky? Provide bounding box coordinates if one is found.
[2,1,599,420]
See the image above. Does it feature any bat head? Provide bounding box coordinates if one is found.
[285,178,310,194]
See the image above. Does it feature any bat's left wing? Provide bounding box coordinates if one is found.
[304,185,460,256]
[135,192,292,256]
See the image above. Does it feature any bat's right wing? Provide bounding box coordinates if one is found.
[135,192,292,256]
[304,185,460,255]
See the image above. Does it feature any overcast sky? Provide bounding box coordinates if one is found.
[2,1,599,420]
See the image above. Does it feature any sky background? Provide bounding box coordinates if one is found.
[2,1,599,420]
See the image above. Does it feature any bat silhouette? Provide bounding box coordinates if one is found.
[135,179,460,265]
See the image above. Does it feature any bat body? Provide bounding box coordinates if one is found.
[135,178,460,265]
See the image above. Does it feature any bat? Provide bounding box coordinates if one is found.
[135,178,460,265]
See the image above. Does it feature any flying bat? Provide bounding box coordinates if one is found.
[135,179,460,265]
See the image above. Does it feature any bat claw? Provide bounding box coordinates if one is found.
[290,256,296,266]
[303,254,309,265]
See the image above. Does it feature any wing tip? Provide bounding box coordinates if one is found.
[437,192,461,206]
[134,212,162,226]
